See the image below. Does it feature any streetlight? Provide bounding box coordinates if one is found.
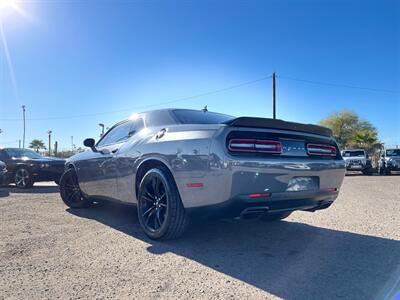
[47,130,52,156]
[21,105,26,148]
[98,123,105,137]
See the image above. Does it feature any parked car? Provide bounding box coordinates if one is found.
[0,148,66,188]
[0,160,7,186]
[379,148,400,175]
[341,149,373,175]
[60,108,345,240]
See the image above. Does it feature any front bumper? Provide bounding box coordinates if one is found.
[346,165,368,171]
[387,164,400,171]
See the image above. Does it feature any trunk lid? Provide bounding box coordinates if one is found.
[223,117,338,159]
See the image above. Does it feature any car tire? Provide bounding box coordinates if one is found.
[261,212,292,221]
[14,167,34,189]
[137,167,188,240]
[59,169,91,208]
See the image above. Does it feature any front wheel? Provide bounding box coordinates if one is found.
[137,168,188,240]
[14,167,34,188]
[59,169,90,208]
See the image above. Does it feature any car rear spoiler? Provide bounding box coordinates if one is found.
[223,117,333,137]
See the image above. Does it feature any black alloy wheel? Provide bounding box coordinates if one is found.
[14,167,33,188]
[138,168,188,240]
[59,169,90,208]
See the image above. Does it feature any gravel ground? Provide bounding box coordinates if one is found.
[0,175,399,300]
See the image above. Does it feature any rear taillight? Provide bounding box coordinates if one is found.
[307,144,337,156]
[228,139,282,154]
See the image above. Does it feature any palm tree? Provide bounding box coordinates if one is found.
[29,139,46,153]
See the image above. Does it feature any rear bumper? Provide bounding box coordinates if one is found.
[176,154,345,209]
[187,190,338,219]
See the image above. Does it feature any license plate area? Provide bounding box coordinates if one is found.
[286,176,319,192]
[349,165,362,169]
[280,140,307,157]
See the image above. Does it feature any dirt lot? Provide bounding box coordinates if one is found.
[0,175,399,300]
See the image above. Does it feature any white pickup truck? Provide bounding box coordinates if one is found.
[341,149,373,175]
[379,148,400,175]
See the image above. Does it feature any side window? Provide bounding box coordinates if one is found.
[97,121,133,147]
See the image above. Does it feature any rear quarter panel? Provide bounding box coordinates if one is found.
[116,124,220,204]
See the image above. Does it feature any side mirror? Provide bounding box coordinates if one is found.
[83,138,97,152]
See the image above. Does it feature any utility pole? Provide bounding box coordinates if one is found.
[47,130,52,156]
[71,136,74,151]
[99,123,105,137]
[272,72,276,119]
[54,141,58,156]
[21,105,26,148]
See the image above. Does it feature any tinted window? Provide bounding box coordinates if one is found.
[4,148,43,159]
[97,121,133,147]
[97,118,144,147]
[342,150,365,157]
[173,110,234,124]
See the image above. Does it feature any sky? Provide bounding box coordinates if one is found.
[0,0,399,151]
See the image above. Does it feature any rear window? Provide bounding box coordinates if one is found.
[173,110,234,124]
[342,150,365,157]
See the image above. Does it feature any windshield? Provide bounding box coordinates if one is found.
[173,110,235,124]
[386,149,400,157]
[342,150,365,157]
[5,148,43,159]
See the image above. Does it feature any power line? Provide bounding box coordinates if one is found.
[278,75,400,94]
[1,73,398,122]
[0,75,272,121]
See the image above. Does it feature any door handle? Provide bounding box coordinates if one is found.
[156,128,166,139]
[111,148,119,154]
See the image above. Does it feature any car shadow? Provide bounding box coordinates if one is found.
[0,188,10,198]
[67,202,400,300]
[0,185,59,194]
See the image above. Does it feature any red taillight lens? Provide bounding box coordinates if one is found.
[307,144,337,156]
[228,139,282,154]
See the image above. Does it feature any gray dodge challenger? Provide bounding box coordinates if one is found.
[60,108,345,240]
